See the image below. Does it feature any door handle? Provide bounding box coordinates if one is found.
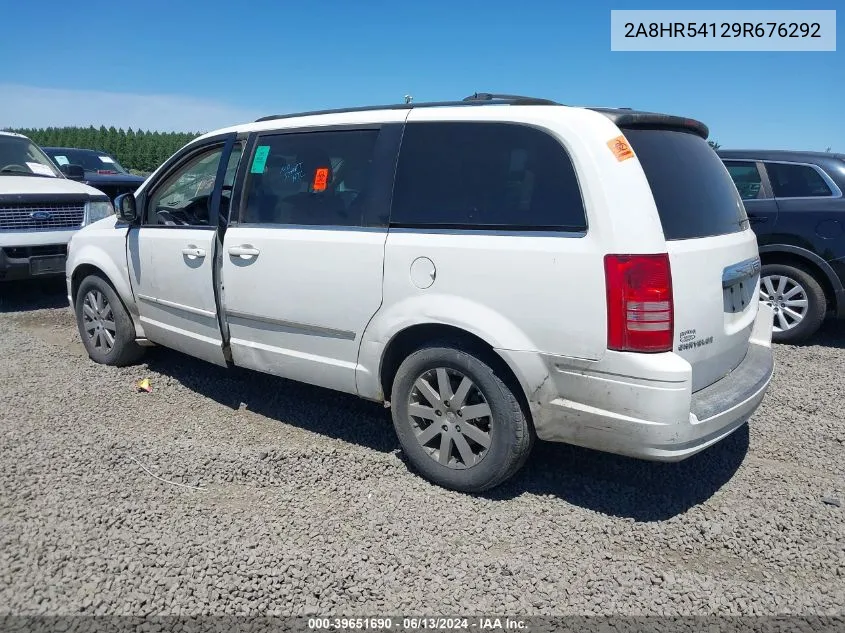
[748,215,768,224]
[181,246,206,258]
[228,245,260,259]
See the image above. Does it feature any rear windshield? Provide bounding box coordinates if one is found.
[624,128,748,240]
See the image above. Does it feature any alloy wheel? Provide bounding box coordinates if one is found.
[759,274,809,332]
[407,367,493,470]
[82,289,117,353]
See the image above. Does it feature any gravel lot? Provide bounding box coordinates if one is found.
[0,280,843,617]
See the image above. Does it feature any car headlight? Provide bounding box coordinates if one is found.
[85,200,115,225]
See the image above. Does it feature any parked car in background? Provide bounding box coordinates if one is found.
[42,147,145,202]
[0,132,114,282]
[66,94,774,492]
[719,150,845,343]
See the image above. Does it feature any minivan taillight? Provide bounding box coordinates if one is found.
[604,254,674,353]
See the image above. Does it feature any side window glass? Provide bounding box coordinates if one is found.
[390,122,586,231]
[724,161,765,200]
[241,130,379,226]
[765,162,833,198]
[147,146,224,226]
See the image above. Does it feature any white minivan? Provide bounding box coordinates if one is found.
[66,94,774,492]
[1,131,115,281]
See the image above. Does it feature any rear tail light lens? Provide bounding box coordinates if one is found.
[604,254,674,353]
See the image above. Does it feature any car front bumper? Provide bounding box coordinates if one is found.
[499,303,775,462]
[0,229,77,282]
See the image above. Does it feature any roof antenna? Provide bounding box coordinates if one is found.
[404,95,413,104]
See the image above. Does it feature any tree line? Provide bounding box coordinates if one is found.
[5,126,201,174]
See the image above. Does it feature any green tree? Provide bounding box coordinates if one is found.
[707,140,721,150]
[7,125,201,172]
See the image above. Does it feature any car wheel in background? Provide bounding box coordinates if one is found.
[759,263,827,344]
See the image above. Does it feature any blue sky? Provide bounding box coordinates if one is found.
[0,0,841,150]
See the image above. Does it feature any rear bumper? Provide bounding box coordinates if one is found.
[503,303,775,462]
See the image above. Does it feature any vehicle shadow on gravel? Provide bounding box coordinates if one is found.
[146,346,749,521]
[487,424,750,521]
[0,279,68,313]
[803,320,845,349]
[144,348,399,454]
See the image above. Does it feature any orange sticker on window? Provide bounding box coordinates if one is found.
[313,167,329,192]
[607,135,634,162]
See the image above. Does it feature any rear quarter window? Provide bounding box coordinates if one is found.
[390,122,586,232]
[624,129,748,240]
[764,162,834,198]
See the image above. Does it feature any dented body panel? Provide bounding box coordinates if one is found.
[499,304,774,461]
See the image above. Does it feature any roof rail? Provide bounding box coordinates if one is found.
[463,93,560,105]
[255,93,560,122]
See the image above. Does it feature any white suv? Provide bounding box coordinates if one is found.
[1,132,115,281]
[66,94,775,492]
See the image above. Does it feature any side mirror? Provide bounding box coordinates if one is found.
[60,164,85,180]
[114,193,138,223]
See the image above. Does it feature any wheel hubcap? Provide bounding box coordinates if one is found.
[759,274,809,333]
[82,289,116,352]
[407,367,492,470]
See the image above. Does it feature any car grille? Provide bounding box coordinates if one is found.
[0,202,85,231]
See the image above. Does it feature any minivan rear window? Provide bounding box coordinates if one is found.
[391,122,586,231]
[624,128,748,240]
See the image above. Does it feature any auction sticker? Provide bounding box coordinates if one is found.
[607,136,635,162]
[250,145,271,174]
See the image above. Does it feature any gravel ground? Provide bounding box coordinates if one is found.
[0,280,843,617]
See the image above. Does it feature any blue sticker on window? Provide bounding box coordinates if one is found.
[250,146,271,174]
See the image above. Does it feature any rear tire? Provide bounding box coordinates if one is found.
[760,263,826,344]
[75,275,145,366]
[390,344,533,493]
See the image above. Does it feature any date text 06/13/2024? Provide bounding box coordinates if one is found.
[307,617,528,631]
[610,9,836,51]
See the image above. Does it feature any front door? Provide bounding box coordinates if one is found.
[220,125,401,394]
[127,137,242,366]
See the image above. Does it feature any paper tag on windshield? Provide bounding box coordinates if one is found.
[99,156,114,163]
[54,155,69,166]
[26,162,55,176]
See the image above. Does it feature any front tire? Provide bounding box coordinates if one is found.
[75,275,145,366]
[390,344,533,493]
[759,263,827,344]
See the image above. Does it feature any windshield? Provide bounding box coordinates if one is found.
[45,148,129,174]
[0,135,62,178]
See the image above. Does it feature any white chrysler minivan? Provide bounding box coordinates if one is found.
[66,94,774,492]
